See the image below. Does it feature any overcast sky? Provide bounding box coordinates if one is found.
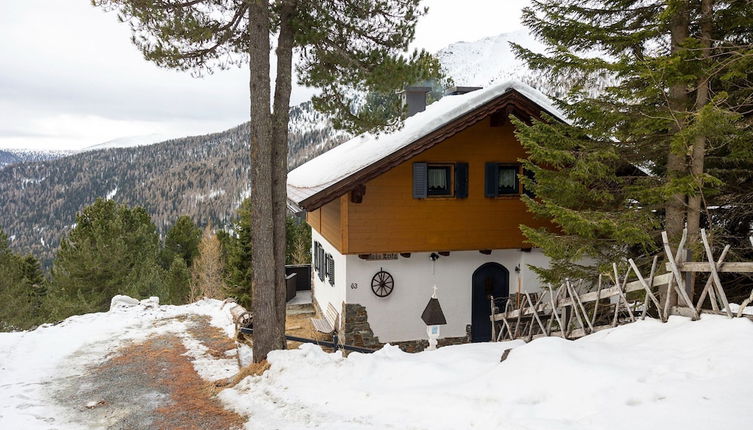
[0,0,529,151]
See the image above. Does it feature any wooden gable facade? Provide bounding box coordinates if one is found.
[304,89,554,255]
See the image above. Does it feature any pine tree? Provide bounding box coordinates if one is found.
[163,256,191,305]
[161,215,202,269]
[512,0,753,281]
[286,216,311,265]
[93,0,442,362]
[48,199,165,318]
[223,199,253,308]
[0,230,47,330]
[190,225,226,301]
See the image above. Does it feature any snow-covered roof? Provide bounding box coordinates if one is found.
[287,80,566,209]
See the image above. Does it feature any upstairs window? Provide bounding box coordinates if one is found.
[485,163,521,197]
[497,165,519,195]
[427,165,452,196]
[413,162,468,199]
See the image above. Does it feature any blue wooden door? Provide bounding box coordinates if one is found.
[471,263,509,342]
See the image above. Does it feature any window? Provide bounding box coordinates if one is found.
[497,165,519,195]
[413,162,467,199]
[427,165,452,196]
[326,254,335,286]
[485,163,521,197]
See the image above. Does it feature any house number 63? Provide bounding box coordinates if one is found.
[350,283,358,289]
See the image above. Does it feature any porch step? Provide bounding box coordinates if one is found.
[286,290,314,316]
[287,301,315,316]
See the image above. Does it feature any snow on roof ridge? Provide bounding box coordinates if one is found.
[287,80,565,205]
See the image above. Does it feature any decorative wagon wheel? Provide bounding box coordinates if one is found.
[371,269,394,298]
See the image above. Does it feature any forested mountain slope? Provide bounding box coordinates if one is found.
[0,102,345,266]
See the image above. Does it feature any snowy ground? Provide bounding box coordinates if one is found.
[2,298,753,430]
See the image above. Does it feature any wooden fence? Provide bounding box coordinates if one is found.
[490,228,753,342]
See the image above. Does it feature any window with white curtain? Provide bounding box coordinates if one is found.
[497,165,519,195]
[427,165,452,196]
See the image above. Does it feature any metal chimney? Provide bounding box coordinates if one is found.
[403,86,432,117]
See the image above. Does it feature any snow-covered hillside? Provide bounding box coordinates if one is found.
[1,298,752,430]
[81,134,177,152]
[438,29,545,88]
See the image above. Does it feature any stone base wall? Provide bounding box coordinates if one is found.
[341,302,381,348]
[341,303,471,353]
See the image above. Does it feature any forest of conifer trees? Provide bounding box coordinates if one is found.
[0,198,310,331]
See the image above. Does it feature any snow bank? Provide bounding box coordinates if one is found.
[221,315,753,430]
[5,297,753,430]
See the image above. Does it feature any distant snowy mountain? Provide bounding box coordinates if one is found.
[438,29,544,88]
[438,29,613,99]
[0,149,75,169]
[82,134,177,152]
[0,150,21,169]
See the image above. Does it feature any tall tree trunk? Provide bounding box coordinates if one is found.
[687,0,713,244]
[686,0,713,300]
[248,0,278,363]
[271,0,297,346]
[663,0,691,307]
[665,0,690,242]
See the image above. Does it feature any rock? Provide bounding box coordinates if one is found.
[109,295,139,310]
[139,296,160,309]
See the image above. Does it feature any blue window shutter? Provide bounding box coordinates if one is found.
[314,242,318,272]
[455,162,468,199]
[485,162,498,198]
[328,255,335,286]
[318,247,325,281]
[413,162,427,199]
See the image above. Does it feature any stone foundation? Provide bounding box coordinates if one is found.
[341,302,381,348]
[341,303,470,353]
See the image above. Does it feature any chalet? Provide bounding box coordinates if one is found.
[287,81,566,351]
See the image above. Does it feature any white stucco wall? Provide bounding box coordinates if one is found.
[519,249,552,293]
[344,249,549,343]
[310,230,347,331]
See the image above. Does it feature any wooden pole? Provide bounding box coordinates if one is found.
[590,274,603,327]
[548,284,566,338]
[490,296,496,342]
[662,231,699,319]
[525,290,548,336]
[641,256,659,320]
[629,258,664,322]
[700,229,733,317]
[566,281,588,334]
[694,244,730,312]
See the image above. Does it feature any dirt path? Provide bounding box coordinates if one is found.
[43,296,322,430]
[53,315,245,430]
